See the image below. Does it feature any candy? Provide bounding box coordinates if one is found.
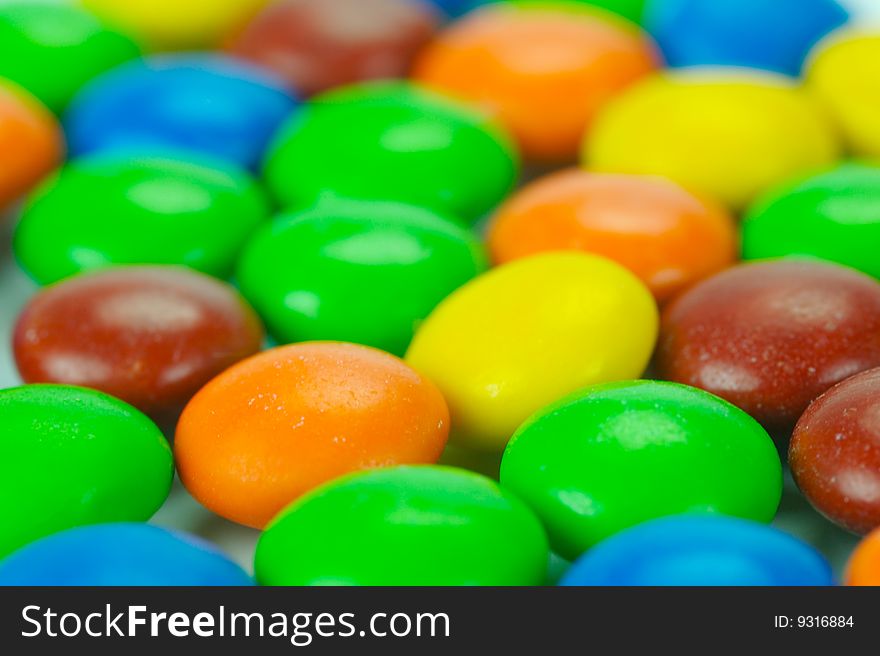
[81,0,268,50]
[807,32,880,158]
[656,260,880,434]
[405,252,658,451]
[13,266,264,423]
[237,199,486,356]
[14,154,269,285]
[560,515,833,586]
[586,71,840,209]
[228,0,440,97]
[413,4,658,162]
[65,55,298,170]
[501,381,782,559]
[264,82,518,223]
[488,170,736,302]
[743,164,880,279]
[643,0,848,76]
[0,2,141,113]
[175,342,450,529]
[255,465,549,585]
[424,0,485,16]
[846,527,880,585]
[504,1,646,24]
[0,80,63,211]
[0,524,252,586]
[790,367,880,535]
[0,385,173,558]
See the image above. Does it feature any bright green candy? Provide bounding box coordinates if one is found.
[237,199,487,356]
[743,163,880,279]
[500,380,782,560]
[0,385,173,557]
[504,0,646,24]
[263,82,520,223]
[255,466,549,586]
[0,2,142,113]
[15,154,270,285]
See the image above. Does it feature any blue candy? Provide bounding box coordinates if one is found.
[0,524,253,586]
[421,0,487,16]
[560,515,835,586]
[644,0,849,76]
[64,55,298,170]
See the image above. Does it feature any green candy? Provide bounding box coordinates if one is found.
[743,163,880,279]
[255,466,549,586]
[0,2,142,113]
[263,82,520,223]
[0,385,173,557]
[500,380,782,560]
[504,0,646,24]
[237,199,487,355]
[15,154,270,285]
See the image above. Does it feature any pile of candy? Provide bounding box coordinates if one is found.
[1,0,880,587]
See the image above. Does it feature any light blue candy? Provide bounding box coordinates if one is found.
[561,515,835,586]
[0,524,253,586]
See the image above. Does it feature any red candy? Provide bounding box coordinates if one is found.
[656,260,880,434]
[790,367,880,534]
[13,266,264,423]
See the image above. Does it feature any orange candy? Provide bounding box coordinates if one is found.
[845,527,880,586]
[0,81,63,211]
[487,170,737,301]
[174,342,449,528]
[413,5,658,162]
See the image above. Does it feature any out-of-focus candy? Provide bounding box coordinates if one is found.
[501,381,782,559]
[413,4,658,162]
[790,367,880,534]
[255,466,549,585]
[81,0,268,50]
[846,527,880,585]
[561,515,833,586]
[237,199,486,356]
[14,154,269,285]
[13,266,264,423]
[488,170,736,301]
[0,524,252,586]
[504,1,646,24]
[0,385,173,558]
[424,0,485,16]
[175,342,450,529]
[264,82,518,223]
[65,55,298,169]
[807,31,880,157]
[656,260,880,434]
[229,0,440,97]
[586,71,840,209]
[643,0,848,76]
[406,252,658,451]
[743,164,880,279]
[0,81,63,211]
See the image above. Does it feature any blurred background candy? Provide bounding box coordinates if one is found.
[14,154,269,285]
[255,466,549,586]
[65,55,298,169]
[643,0,849,76]
[846,527,880,585]
[13,266,264,423]
[561,515,834,586]
[414,3,658,162]
[0,523,253,586]
[0,385,172,558]
[487,170,736,301]
[229,0,440,97]
[406,252,657,451]
[175,343,450,529]
[237,199,486,355]
[501,381,782,559]
[586,71,840,209]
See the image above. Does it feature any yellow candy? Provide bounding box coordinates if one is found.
[807,31,880,158]
[80,0,268,50]
[584,71,840,210]
[405,252,658,452]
